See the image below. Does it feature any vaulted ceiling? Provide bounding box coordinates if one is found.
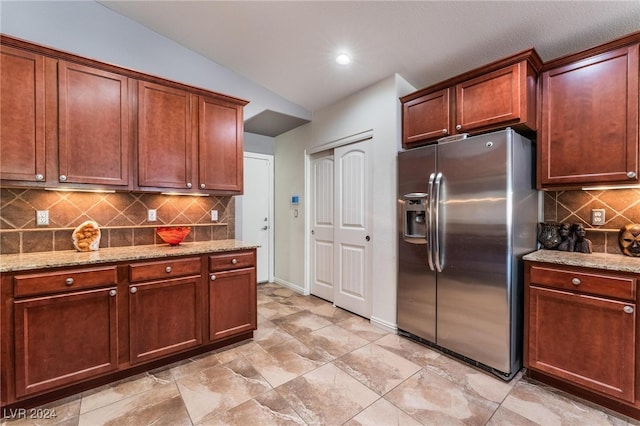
[99,1,640,113]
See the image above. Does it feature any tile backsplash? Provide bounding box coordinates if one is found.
[0,189,235,255]
[543,188,640,254]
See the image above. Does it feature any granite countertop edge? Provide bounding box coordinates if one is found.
[523,250,640,274]
[0,240,260,273]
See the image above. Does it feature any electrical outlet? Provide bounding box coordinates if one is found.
[591,208,606,226]
[211,210,218,222]
[147,209,157,222]
[36,210,49,226]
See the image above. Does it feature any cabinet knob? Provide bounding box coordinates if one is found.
[109,289,117,297]
[210,274,216,281]
[455,124,462,131]
[65,277,74,286]
[571,278,581,286]
[165,266,172,273]
[627,171,637,179]
[59,175,67,182]
[186,182,192,188]
[35,174,44,181]
[441,129,448,134]
[231,259,238,265]
[130,286,138,294]
[200,184,206,189]
[624,306,634,314]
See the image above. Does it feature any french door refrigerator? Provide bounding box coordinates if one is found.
[397,128,537,380]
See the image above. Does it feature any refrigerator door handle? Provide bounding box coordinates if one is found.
[427,173,436,271]
[434,172,444,272]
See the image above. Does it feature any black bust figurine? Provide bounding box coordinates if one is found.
[572,223,592,254]
[557,223,574,252]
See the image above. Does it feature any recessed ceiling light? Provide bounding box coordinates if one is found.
[336,53,351,65]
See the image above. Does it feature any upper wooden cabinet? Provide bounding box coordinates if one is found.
[137,81,195,190]
[137,83,246,194]
[59,61,131,187]
[0,45,49,183]
[198,96,244,193]
[401,49,541,148]
[0,35,248,194]
[538,37,640,189]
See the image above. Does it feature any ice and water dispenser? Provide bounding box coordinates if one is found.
[402,193,428,244]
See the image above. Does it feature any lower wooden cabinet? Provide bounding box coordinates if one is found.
[1,248,256,408]
[129,276,203,364]
[208,251,257,341]
[525,262,638,415]
[14,287,118,398]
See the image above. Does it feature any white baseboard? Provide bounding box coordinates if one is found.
[370,315,398,334]
[273,277,306,295]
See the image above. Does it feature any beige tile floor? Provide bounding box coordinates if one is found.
[3,282,639,426]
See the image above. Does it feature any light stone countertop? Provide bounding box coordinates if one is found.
[0,240,260,273]
[523,250,640,274]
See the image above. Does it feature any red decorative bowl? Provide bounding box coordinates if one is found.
[156,226,191,246]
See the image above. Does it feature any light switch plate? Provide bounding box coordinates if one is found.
[147,209,157,222]
[591,209,606,226]
[211,210,218,222]
[36,210,49,226]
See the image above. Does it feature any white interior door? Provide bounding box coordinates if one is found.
[310,152,335,301]
[241,153,273,283]
[333,140,372,317]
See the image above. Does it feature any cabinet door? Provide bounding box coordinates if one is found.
[14,288,118,398]
[402,89,450,147]
[198,96,244,192]
[455,63,523,132]
[527,286,636,402]
[129,276,202,364]
[208,268,256,341]
[539,44,639,187]
[138,81,195,190]
[58,61,130,186]
[0,46,47,182]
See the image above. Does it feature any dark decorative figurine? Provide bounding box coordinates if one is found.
[572,223,592,254]
[537,222,561,249]
[557,223,574,252]
[619,223,640,257]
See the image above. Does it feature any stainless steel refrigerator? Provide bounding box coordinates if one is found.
[397,128,537,380]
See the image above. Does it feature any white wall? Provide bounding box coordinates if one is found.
[244,133,275,156]
[0,1,311,122]
[274,74,415,330]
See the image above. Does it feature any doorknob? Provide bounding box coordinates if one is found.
[366,235,370,241]
[311,230,315,235]
[261,226,268,230]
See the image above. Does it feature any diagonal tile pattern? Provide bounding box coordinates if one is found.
[2,283,637,426]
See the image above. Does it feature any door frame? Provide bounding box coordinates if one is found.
[238,152,274,283]
[304,129,373,295]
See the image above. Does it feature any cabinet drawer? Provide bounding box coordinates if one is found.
[209,250,255,272]
[14,266,118,298]
[529,265,636,301]
[129,257,201,283]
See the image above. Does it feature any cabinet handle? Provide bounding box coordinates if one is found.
[200,184,206,189]
[65,277,74,286]
[627,171,637,179]
[571,278,581,286]
[35,174,44,181]
[165,266,172,273]
[455,124,462,131]
[130,286,138,294]
[186,182,192,188]
[624,306,634,314]
[441,129,447,134]
[59,175,67,182]
[210,274,216,281]
[231,259,238,265]
[109,289,116,297]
